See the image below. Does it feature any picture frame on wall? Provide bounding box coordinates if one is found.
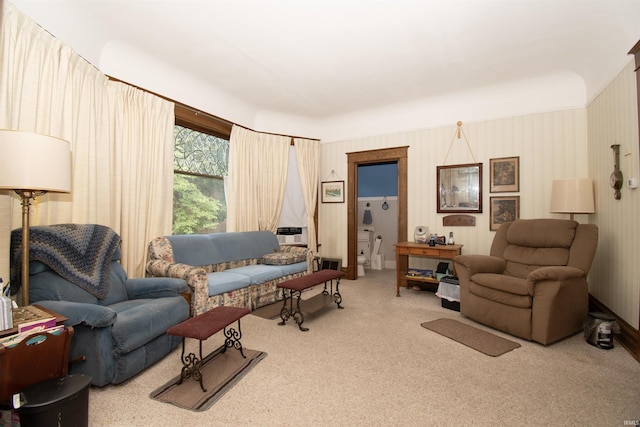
[490,156,519,193]
[321,180,345,203]
[490,196,520,231]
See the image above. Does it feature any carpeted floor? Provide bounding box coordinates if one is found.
[86,269,640,426]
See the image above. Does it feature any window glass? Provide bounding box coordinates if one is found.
[173,125,229,234]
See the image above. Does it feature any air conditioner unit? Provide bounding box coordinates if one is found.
[276,227,307,245]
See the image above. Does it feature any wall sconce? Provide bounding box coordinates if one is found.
[549,178,595,221]
[0,130,71,306]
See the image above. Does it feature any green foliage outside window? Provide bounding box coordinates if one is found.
[173,126,229,234]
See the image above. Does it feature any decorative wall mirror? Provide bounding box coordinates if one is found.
[437,163,483,213]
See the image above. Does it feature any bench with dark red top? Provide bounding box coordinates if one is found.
[167,305,250,392]
[277,269,345,331]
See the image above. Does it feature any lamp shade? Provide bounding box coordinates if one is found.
[550,178,595,215]
[0,130,71,193]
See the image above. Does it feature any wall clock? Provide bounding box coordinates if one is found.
[610,144,623,200]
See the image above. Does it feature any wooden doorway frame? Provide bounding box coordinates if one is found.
[346,146,408,280]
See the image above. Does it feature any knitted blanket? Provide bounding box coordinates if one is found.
[10,224,121,299]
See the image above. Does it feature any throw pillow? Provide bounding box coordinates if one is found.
[261,251,306,266]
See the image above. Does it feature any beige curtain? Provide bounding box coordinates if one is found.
[0,3,174,279]
[226,126,259,231]
[294,138,319,252]
[227,125,290,232]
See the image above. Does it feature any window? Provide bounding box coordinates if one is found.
[173,125,229,234]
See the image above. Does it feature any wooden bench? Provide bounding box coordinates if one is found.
[277,269,345,331]
[166,306,250,392]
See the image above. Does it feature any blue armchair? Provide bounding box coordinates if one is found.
[15,224,190,387]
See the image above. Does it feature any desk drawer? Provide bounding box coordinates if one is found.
[409,247,441,257]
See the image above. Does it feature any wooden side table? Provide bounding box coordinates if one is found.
[394,242,463,296]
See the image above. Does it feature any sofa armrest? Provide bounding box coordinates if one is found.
[35,300,116,328]
[454,255,506,276]
[125,277,188,300]
[527,266,585,283]
[279,245,313,274]
[146,259,208,306]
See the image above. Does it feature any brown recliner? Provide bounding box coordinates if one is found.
[453,219,598,345]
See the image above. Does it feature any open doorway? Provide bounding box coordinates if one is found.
[346,147,408,280]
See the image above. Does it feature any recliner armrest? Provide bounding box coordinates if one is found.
[125,277,188,299]
[527,265,585,282]
[454,255,506,276]
[35,300,116,328]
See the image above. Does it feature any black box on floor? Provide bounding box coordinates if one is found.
[441,298,460,312]
[17,374,91,427]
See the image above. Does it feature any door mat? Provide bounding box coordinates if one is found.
[150,346,267,411]
[421,318,521,357]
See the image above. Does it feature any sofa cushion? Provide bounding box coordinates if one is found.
[29,269,99,305]
[273,261,308,276]
[506,219,576,248]
[262,251,306,265]
[99,262,130,306]
[206,271,251,295]
[167,231,280,266]
[228,265,285,285]
[469,274,533,308]
[472,273,531,296]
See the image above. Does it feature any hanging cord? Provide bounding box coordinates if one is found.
[325,169,341,181]
[442,121,478,165]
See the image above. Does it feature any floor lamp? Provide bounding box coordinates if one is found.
[549,178,595,221]
[0,130,71,306]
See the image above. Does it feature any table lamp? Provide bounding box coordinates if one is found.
[0,130,71,306]
[549,178,595,221]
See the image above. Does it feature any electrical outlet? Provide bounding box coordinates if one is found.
[627,178,638,189]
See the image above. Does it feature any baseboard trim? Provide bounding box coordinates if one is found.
[589,294,639,362]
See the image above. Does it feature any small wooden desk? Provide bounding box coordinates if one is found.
[394,242,463,296]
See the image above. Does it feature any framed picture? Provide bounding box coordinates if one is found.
[490,156,519,193]
[490,196,520,231]
[437,163,483,213]
[321,181,345,203]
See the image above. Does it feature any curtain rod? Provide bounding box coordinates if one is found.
[231,123,320,142]
[108,75,319,142]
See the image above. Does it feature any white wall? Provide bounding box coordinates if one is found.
[319,62,639,329]
[320,108,589,259]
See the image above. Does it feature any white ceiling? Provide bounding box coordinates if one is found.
[8,0,640,138]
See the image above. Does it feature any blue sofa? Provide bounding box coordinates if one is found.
[20,225,190,387]
[146,231,312,315]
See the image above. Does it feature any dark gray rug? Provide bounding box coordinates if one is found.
[150,346,266,411]
[421,318,521,357]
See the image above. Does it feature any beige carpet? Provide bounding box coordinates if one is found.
[86,269,640,426]
[150,346,266,411]
[421,318,521,356]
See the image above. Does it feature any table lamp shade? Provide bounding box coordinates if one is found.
[550,178,595,216]
[0,130,71,193]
